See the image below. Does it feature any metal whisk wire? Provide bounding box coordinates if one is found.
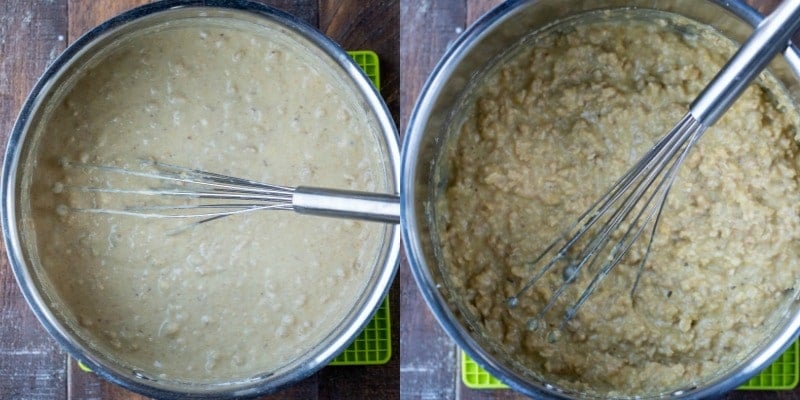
[64,160,401,225]
[507,0,800,333]
[69,161,295,220]
[507,115,704,332]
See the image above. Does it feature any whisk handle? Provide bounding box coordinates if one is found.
[292,186,400,224]
[690,0,800,126]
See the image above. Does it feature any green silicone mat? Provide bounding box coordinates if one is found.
[739,340,799,390]
[328,50,392,366]
[462,339,799,391]
[330,296,392,365]
[461,352,511,390]
[350,50,381,92]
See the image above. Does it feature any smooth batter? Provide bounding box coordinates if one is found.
[22,19,389,382]
[438,11,800,395]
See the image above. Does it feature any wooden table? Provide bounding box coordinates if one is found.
[0,1,398,399]
[4,0,800,399]
[398,0,800,399]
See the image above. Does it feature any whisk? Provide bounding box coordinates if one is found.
[65,160,400,225]
[506,1,800,333]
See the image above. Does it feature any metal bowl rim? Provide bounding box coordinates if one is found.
[401,0,800,398]
[1,0,401,398]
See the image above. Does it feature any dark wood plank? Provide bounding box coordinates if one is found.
[260,376,319,400]
[398,0,467,129]
[67,0,318,44]
[67,0,149,43]
[723,391,800,400]
[465,0,499,26]
[67,358,148,400]
[744,0,800,43]
[319,0,400,124]
[0,2,70,399]
[260,0,318,26]
[747,0,782,14]
[398,0,467,399]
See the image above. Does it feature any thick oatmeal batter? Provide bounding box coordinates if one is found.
[21,20,388,382]
[438,12,800,395]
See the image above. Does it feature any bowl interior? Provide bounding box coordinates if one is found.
[4,2,400,398]
[403,0,800,398]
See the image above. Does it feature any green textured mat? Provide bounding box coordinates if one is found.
[461,352,510,390]
[739,340,799,390]
[349,50,381,91]
[330,297,391,365]
[462,339,799,391]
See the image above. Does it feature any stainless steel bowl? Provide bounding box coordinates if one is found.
[1,1,400,398]
[402,0,800,398]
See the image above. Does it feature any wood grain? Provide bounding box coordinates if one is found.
[465,0,498,26]
[66,0,149,43]
[3,0,797,398]
[398,0,467,399]
[0,2,69,399]
[320,0,400,124]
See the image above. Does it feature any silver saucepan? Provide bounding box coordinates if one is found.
[402,0,800,398]
[1,0,400,398]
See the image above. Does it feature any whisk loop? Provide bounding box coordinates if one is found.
[508,115,704,333]
[506,0,800,335]
[65,160,294,220]
[61,159,400,227]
